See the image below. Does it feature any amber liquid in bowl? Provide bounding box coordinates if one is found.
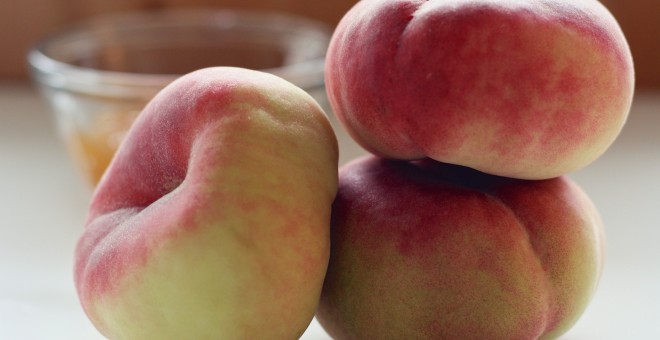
[30,10,330,187]
[64,47,286,185]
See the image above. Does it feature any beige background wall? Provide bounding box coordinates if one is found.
[599,0,660,90]
[0,0,658,89]
[0,0,358,79]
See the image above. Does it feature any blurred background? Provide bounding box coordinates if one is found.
[0,0,356,80]
[0,0,658,89]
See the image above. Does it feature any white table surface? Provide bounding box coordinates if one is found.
[1,80,659,339]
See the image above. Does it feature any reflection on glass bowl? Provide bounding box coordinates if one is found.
[28,9,331,186]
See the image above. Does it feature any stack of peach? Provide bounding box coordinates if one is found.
[71,0,633,339]
[317,0,634,338]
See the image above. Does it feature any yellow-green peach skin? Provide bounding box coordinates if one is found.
[74,67,339,339]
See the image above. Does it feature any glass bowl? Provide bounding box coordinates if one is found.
[28,9,331,186]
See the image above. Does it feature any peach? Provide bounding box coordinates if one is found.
[74,67,338,339]
[316,156,605,339]
[325,0,634,179]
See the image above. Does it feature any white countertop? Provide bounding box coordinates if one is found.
[1,80,659,339]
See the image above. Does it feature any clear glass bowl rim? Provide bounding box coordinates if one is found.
[27,8,332,99]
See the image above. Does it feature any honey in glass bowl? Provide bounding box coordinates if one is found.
[28,9,330,186]
[65,109,139,184]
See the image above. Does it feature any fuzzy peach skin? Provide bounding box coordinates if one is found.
[316,156,605,340]
[74,67,338,339]
[325,0,634,179]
